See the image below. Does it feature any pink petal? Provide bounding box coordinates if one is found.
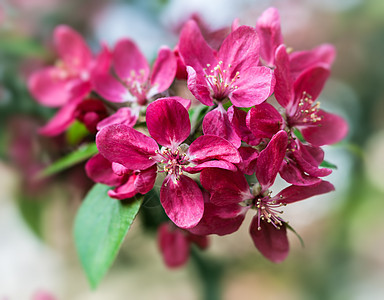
[85,154,125,186]
[112,162,130,176]
[186,66,214,106]
[28,67,71,107]
[155,96,191,110]
[38,96,83,136]
[275,180,335,204]
[228,106,260,146]
[97,107,138,131]
[179,20,217,73]
[188,202,245,236]
[158,223,190,268]
[184,160,237,174]
[279,159,322,186]
[188,135,241,164]
[113,39,149,82]
[218,25,260,74]
[54,25,92,71]
[160,175,204,228]
[256,7,283,67]
[202,107,241,148]
[96,124,158,170]
[274,44,294,109]
[146,98,190,148]
[256,130,288,191]
[289,44,336,80]
[92,72,129,103]
[108,174,138,200]
[301,110,348,146]
[150,46,177,94]
[90,42,111,77]
[201,169,251,206]
[230,66,275,107]
[237,147,259,175]
[134,165,157,195]
[250,217,289,263]
[247,102,284,139]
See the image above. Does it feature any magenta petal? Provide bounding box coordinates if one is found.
[247,102,284,139]
[28,67,71,107]
[93,72,129,103]
[202,107,241,148]
[134,165,157,195]
[188,203,246,236]
[158,223,190,268]
[146,98,190,148]
[188,135,241,164]
[275,180,335,204]
[256,130,288,190]
[301,110,348,146]
[160,175,204,229]
[97,107,138,131]
[108,174,138,200]
[113,39,149,82]
[218,26,260,74]
[256,7,283,67]
[280,159,322,186]
[250,217,289,263]
[150,46,177,93]
[156,96,191,110]
[179,20,217,73]
[274,44,294,109]
[54,25,92,70]
[186,66,214,106]
[96,124,158,170]
[38,96,83,136]
[85,154,124,186]
[184,160,236,174]
[228,106,260,146]
[230,66,275,107]
[237,147,259,175]
[90,43,111,76]
[289,44,336,80]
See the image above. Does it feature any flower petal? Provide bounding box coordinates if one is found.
[113,39,149,82]
[274,44,294,109]
[230,66,275,107]
[97,107,138,131]
[96,124,158,170]
[228,106,260,146]
[85,154,125,186]
[28,67,71,107]
[92,72,130,103]
[134,165,157,195]
[108,174,138,200]
[188,135,241,164]
[186,66,214,106]
[237,147,259,175]
[250,217,289,263]
[146,98,191,148]
[202,107,241,148]
[160,175,204,228]
[256,7,283,67]
[256,130,288,190]
[158,223,190,268]
[150,46,177,94]
[301,110,348,146]
[54,25,92,71]
[247,102,284,139]
[184,160,237,174]
[279,159,322,186]
[275,180,335,204]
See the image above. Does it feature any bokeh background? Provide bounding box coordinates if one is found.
[1,0,384,299]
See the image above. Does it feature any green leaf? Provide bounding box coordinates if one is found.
[293,128,306,143]
[37,143,98,178]
[285,223,305,248]
[320,160,338,169]
[66,120,90,145]
[74,184,142,289]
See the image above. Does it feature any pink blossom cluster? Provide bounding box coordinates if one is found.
[29,8,348,266]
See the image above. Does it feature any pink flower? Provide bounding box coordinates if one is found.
[96,97,241,228]
[93,39,177,105]
[74,99,108,133]
[158,222,208,268]
[179,20,274,108]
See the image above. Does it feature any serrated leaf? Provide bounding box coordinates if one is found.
[74,184,142,289]
[285,223,305,248]
[37,143,98,178]
[320,160,338,169]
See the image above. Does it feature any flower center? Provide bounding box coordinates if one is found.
[154,145,190,183]
[203,61,240,101]
[291,91,322,126]
[123,69,148,105]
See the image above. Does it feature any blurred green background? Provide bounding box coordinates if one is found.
[1,0,384,299]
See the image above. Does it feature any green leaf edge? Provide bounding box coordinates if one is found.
[285,223,305,248]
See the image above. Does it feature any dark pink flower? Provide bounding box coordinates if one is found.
[96,98,241,228]
[93,39,176,105]
[74,99,108,133]
[179,20,274,108]
[158,222,208,268]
